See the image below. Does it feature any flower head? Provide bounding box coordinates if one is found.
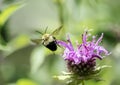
[57,31,110,77]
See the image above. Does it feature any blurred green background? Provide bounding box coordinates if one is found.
[0,0,120,85]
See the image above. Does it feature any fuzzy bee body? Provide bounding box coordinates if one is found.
[45,41,57,51]
[31,26,62,51]
[41,34,57,51]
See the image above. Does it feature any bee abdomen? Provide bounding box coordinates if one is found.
[45,41,57,51]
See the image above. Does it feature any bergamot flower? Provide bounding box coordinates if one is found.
[56,31,110,85]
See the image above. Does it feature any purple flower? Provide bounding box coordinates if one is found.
[57,31,110,76]
[57,31,109,64]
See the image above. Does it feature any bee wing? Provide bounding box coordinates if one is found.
[51,26,63,35]
[35,30,43,35]
[31,39,42,45]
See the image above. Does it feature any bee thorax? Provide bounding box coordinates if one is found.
[42,34,55,46]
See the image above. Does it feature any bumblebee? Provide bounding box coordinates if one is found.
[31,26,62,51]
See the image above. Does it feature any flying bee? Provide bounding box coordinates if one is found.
[31,26,62,51]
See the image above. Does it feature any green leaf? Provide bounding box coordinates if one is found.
[96,65,112,71]
[53,75,71,80]
[4,34,30,56]
[30,46,46,74]
[16,78,38,85]
[0,3,25,27]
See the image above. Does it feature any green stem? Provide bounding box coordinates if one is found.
[81,80,85,85]
[55,0,64,25]
[54,0,65,39]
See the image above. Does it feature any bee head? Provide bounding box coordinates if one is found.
[42,34,51,41]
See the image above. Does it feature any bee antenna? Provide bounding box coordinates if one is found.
[44,26,48,33]
[35,30,43,35]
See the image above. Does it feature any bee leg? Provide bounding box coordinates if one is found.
[57,44,62,48]
[55,40,63,49]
